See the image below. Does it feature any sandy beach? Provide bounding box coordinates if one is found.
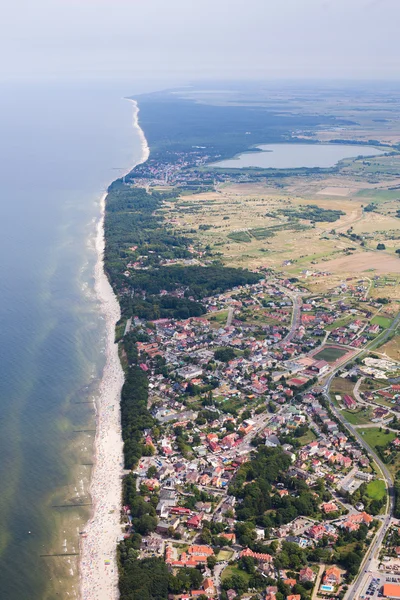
[80,100,149,600]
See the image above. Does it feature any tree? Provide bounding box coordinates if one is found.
[147,465,157,478]
[377,243,386,250]
[200,527,212,545]
[239,555,255,574]
[207,555,217,570]
[214,347,236,363]
[135,514,158,535]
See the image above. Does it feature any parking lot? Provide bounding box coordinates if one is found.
[360,574,400,600]
[363,576,383,599]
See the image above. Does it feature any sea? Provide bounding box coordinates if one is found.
[0,82,144,600]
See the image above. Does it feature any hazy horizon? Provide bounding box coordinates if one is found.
[2,0,400,84]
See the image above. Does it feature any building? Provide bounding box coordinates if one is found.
[240,548,272,563]
[300,567,316,583]
[188,545,214,557]
[186,513,204,529]
[321,502,338,514]
[323,567,341,585]
[311,360,330,375]
[202,578,216,595]
[343,394,357,410]
[355,471,373,482]
[177,365,203,380]
[383,584,400,599]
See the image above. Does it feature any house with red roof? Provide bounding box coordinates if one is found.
[240,548,272,563]
[186,513,204,529]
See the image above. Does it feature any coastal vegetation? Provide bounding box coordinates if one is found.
[131,93,350,162]
[103,87,400,600]
[105,181,260,322]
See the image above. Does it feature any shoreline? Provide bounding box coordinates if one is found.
[79,100,149,600]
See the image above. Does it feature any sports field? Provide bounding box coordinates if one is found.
[313,346,348,363]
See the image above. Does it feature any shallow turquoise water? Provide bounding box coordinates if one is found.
[0,83,142,599]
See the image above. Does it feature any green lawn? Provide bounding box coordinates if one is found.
[358,427,396,450]
[216,549,234,562]
[366,479,386,501]
[209,310,228,324]
[371,315,392,329]
[297,429,317,446]
[341,409,372,425]
[313,346,348,363]
[221,564,251,584]
[326,315,353,331]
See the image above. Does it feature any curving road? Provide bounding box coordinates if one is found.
[324,376,394,600]
[321,307,400,600]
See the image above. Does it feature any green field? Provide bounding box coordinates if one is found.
[341,409,372,425]
[221,564,251,584]
[326,315,354,331]
[366,479,386,501]
[297,429,317,446]
[371,315,392,329]
[216,549,234,562]
[355,189,400,202]
[358,427,396,449]
[313,346,348,363]
[209,309,228,324]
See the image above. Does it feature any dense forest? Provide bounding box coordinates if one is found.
[121,364,155,469]
[118,552,169,600]
[130,92,355,161]
[104,181,261,321]
[277,205,346,223]
[229,446,322,528]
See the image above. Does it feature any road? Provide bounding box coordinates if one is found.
[353,377,364,403]
[324,374,394,600]
[284,293,303,343]
[226,306,234,327]
[321,310,400,600]
[311,565,325,600]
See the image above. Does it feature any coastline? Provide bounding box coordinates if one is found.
[80,100,149,600]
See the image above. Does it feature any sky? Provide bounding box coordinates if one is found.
[1,0,399,84]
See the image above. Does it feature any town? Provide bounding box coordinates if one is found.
[117,264,400,600]
[105,99,400,600]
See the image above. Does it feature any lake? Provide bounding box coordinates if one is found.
[211,143,386,169]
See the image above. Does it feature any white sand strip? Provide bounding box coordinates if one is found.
[80,100,149,600]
